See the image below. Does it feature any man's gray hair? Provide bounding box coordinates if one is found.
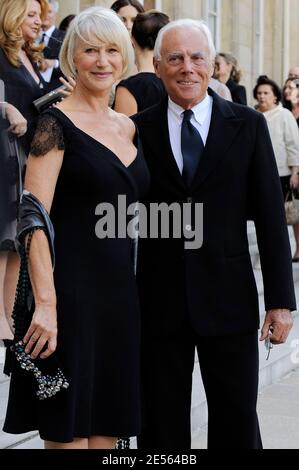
[154,19,216,64]
[48,0,59,12]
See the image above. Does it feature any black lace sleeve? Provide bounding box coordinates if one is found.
[30,113,65,157]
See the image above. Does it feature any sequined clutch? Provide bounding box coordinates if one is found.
[9,228,69,400]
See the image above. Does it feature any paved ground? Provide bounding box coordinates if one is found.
[192,366,299,449]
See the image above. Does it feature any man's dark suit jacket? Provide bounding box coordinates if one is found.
[43,28,65,91]
[132,89,296,337]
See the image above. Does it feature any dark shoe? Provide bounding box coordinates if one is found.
[292,257,299,262]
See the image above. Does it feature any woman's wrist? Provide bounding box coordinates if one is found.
[290,167,299,176]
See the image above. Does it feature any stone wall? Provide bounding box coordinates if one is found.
[56,0,299,105]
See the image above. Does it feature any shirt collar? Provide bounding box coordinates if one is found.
[43,25,56,38]
[168,93,211,126]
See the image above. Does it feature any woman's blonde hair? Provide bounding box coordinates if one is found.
[60,6,135,80]
[0,0,48,67]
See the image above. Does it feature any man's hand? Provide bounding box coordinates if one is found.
[260,309,293,344]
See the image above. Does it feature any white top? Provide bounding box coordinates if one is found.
[168,94,213,174]
[263,103,299,177]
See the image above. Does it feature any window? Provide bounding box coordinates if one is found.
[203,0,221,49]
[253,0,264,77]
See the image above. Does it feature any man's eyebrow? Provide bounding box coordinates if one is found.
[166,50,206,55]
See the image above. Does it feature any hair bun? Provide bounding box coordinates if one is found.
[257,75,269,84]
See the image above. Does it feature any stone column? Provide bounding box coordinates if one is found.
[220,0,233,52]
[57,0,80,24]
[290,0,299,69]
[161,0,203,20]
[282,0,290,80]
[272,0,284,83]
[95,0,115,7]
[144,0,155,9]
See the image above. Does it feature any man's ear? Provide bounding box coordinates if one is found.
[154,58,161,78]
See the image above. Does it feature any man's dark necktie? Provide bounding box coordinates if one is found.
[39,32,46,45]
[181,109,204,186]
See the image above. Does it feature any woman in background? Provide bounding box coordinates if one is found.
[254,75,299,261]
[214,52,247,105]
[283,77,299,126]
[0,0,48,153]
[58,14,76,33]
[114,10,169,116]
[0,0,48,343]
[0,99,27,340]
[111,0,145,36]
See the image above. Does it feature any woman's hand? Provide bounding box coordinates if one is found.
[59,76,76,97]
[5,103,27,137]
[290,173,299,190]
[23,303,57,360]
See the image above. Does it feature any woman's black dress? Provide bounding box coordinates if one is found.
[3,108,150,442]
[116,72,167,113]
[226,78,247,106]
[0,47,46,153]
[0,48,46,251]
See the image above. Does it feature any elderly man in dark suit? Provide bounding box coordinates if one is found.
[40,0,65,91]
[132,19,295,449]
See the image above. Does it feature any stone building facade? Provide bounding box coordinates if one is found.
[57,0,299,104]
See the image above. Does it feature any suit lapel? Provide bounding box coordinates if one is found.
[142,92,244,193]
[190,90,245,190]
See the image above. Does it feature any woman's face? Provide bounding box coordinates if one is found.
[21,0,42,42]
[117,5,139,35]
[73,37,124,94]
[284,80,299,103]
[214,55,232,81]
[256,84,277,112]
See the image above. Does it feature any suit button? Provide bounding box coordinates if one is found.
[187,197,193,203]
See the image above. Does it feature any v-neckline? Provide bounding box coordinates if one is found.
[52,107,138,170]
[20,58,42,87]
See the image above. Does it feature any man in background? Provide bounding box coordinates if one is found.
[40,0,65,91]
[288,67,299,79]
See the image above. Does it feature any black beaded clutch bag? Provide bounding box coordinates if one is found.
[9,228,69,400]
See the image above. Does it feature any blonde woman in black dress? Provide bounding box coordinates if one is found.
[0,0,48,342]
[4,7,150,449]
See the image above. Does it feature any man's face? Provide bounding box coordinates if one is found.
[42,4,56,30]
[154,27,214,109]
[288,67,299,79]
